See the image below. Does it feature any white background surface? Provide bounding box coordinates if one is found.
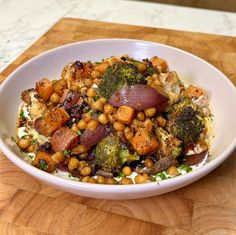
[0,0,236,72]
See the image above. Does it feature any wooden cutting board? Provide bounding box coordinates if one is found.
[0,18,236,235]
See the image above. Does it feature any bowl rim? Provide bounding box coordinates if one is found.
[0,38,236,193]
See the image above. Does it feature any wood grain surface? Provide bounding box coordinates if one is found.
[0,18,236,235]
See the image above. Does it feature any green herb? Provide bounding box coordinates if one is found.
[77,130,82,136]
[38,159,48,171]
[149,175,157,182]
[179,165,192,173]
[157,172,167,180]
[31,138,38,144]
[20,110,26,121]
[63,149,71,156]
[83,106,90,113]
[93,95,99,101]
[21,135,28,139]
[117,172,125,178]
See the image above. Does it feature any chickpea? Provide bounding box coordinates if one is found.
[121,178,133,185]
[108,115,115,123]
[135,173,149,184]
[115,131,124,139]
[137,63,146,73]
[52,151,65,164]
[78,160,89,170]
[71,124,79,132]
[80,86,87,94]
[91,70,101,79]
[144,158,154,168]
[124,127,131,134]
[28,145,35,152]
[167,166,180,176]
[80,166,92,176]
[131,118,141,130]
[79,152,88,159]
[143,118,153,130]
[103,104,114,115]
[83,112,92,122]
[113,121,125,131]
[125,131,134,141]
[98,113,109,125]
[144,108,157,117]
[87,87,97,98]
[122,166,132,176]
[92,100,104,112]
[50,92,61,103]
[68,157,79,171]
[72,144,89,154]
[84,78,93,87]
[95,62,109,73]
[77,119,87,130]
[89,178,97,184]
[99,97,107,104]
[156,116,167,127]
[87,119,98,131]
[17,138,31,149]
[106,178,118,185]
[81,176,91,183]
[136,111,145,121]
[93,78,100,85]
[97,175,105,184]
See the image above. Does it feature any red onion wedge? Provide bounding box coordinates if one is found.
[183,150,208,166]
[80,124,107,147]
[109,84,169,111]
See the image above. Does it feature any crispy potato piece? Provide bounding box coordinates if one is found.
[36,78,54,101]
[32,151,55,172]
[150,56,168,73]
[114,106,134,124]
[131,128,158,155]
[183,85,205,99]
[51,127,79,152]
[34,107,70,136]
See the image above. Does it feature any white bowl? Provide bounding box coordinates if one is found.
[0,39,236,200]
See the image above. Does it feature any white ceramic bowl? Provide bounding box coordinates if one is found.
[0,39,236,200]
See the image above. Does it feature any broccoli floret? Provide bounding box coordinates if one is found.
[98,63,146,99]
[167,100,203,145]
[95,136,139,173]
[156,127,182,158]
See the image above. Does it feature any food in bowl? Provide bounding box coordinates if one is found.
[15,55,212,184]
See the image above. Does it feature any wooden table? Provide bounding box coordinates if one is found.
[0,18,236,235]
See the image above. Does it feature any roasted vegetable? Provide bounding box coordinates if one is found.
[36,78,54,101]
[51,127,79,152]
[98,63,146,99]
[167,100,203,145]
[131,128,159,155]
[95,136,139,173]
[156,127,182,158]
[34,107,70,136]
[32,151,55,172]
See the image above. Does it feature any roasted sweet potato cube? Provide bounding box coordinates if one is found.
[34,107,70,136]
[131,128,158,155]
[36,78,54,101]
[114,106,134,124]
[32,151,55,172]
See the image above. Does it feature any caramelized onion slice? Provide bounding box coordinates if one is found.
[80,124,107,147]
[109,85,168,111]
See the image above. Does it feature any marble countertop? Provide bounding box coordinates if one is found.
[0,0,235,72]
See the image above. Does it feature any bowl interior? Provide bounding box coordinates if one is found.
[0,39,236,198]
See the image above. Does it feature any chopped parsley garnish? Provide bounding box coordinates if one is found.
[179,165,192,173]
[20,110,26,121]
[116,172,125,178]
[93,95,99,101]
[38,159,48,171]
[77,130,82,136]
[31,138,38,144]
[21,135,28,139]
[157,172,167,180]
[63,149,71,157]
